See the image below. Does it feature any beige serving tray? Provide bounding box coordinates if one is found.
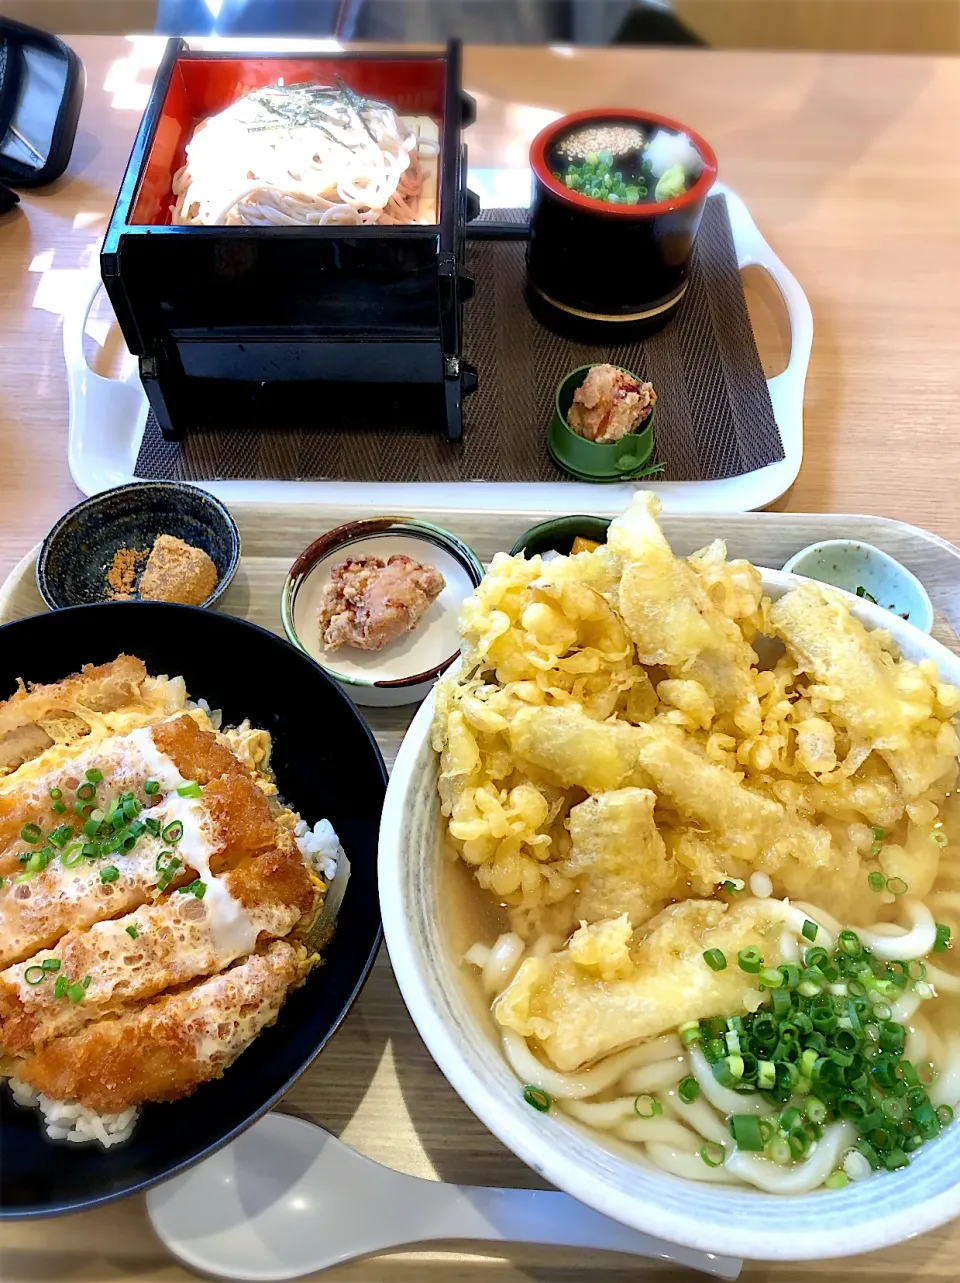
[2,505,960,1283]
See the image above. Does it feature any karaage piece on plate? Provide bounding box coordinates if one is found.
[138,534,219,607]
[567,364,656,444]
[318,554,445,651]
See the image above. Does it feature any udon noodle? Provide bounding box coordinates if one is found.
[171,82,438,227]
[434,492,960,1193]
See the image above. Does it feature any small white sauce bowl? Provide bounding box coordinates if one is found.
[281,518,483,708]
[782,540,934,633]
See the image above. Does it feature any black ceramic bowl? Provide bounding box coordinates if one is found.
[0,604,385,1218]
[527,109,717,340]
[509,515,612,559]
[36,482,240,610]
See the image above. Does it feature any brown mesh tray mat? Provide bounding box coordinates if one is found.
[134,194,783,484]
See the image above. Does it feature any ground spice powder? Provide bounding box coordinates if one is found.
[105,546,150,600]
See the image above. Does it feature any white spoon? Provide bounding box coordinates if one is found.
[147,1112,741,1281]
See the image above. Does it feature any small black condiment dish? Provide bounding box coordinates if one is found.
[36,482,240,610]
[510,514,612,559]
[527,108,717,340]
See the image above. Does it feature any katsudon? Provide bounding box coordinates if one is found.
[0,655,345,1146]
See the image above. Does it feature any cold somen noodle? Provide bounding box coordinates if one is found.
[171,81,438,227]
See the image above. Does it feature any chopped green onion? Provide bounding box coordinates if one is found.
[699,1142,726,1168]
[931,831,949,848]
[867,871,887,892]
[41,958,60,972]
[757,1060,777,1090]
[802,920,819,942]
[883,1148,909,1171]
[759,967,783,989]
[100,866,120,884]
[85,768,103,784]
[24,965,46,985]
[176,878,206,899]
[162,820,184,844]
[679,1020,701,1046]
[53,974,68,999]
[50,800,66,815]
[125,924,139,940]
[82,817,101,838]
[825,1171,848,1190]
[872,827,884,841]
[60,842,86,869]
[886,877,908,896]
[703,949,727,972]
[522,1085,551,1112]
[76,781,96,801]
[937,1104,954,1126]
[123,796,141,820]
[721,878,745,894]
[143,779,161,795]
[177,781,203,799]
[634,1094,663,1118]
[48,787,62,801]
[144,817,162,836]
[934,923,952,953]
[729,1115,765,1151]
[737,947,763,974]
[48,824,73,849]
[66,982,86,1004]
[678,1076,700,1103]
[20,823,42,844]
[837,931,862,956]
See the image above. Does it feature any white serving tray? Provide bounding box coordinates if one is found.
[65,182,811,515]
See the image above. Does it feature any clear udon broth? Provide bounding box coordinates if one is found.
[444,690,960,1194]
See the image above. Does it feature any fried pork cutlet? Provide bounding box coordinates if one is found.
[12,941,310,1112]
[318,554,445,651]
[0,838,319,1054]
[0,715,250,884]
[0,771,276,968]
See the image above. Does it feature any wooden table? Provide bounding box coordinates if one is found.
[3,36,960,1283]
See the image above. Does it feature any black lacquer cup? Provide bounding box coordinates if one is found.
[526,108,717,340]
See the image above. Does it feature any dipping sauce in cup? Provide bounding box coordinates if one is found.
[527,109,717,339]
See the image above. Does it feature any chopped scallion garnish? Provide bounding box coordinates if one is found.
[143,779,161,795]
[634,1094,662,1118]
[85,768,103,784]
[53,974,68,999]
[20,823,42,844]
[66,982,86,1004]
[678,1076,700,1103]
[177,780,203,799]
[703,949,727,972]
[886,877,908,896]
[699,1141,726,1168]
[162,820,184,844]
[126,924,139,939]
[802,920,819,942]
[24,965,46,985]
[522,1085,551,1112]
[737,947,763,974]
[176,878,206,899]
[934,923,952,953]
[100,866,120,884]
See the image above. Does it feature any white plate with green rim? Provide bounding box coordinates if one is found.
[281,517,483,707]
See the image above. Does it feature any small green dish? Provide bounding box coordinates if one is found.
[509,515,612,559]
[548,365,659,482]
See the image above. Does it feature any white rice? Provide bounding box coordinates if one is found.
[185,695,223,730]
[295,818,343,882]
[6,1076,139,1148]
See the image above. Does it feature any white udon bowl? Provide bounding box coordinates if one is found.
[378,569,960,1261]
